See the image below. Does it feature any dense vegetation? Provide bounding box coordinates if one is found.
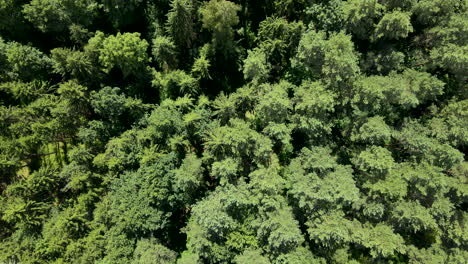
[0,0,467,263]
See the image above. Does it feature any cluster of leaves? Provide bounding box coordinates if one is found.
[0,0,466,263]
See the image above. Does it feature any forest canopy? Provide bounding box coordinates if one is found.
[0,0,467,263]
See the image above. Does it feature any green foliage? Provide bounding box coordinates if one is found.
[166,0,195,50]
[1,168,60,229]
[51,48,96,82]
[291,81,336,141]
[396,120,464,169]
[353,146,395,177]
[374,10,413,40]
[292,31,360,91]
[305,0,344,33]
[412,0,465,26]
[291,30,327,80]
[392,201,438,233]
[257,17,304,75]
[152,70,199,100]
[91,87,127,122]
[234,248,270,264]
[351,116,392,144]
[407,245,447,264]
[152,35,178,70]
[1,41,52,81]
[306,211,356,249]
[132,238,177,264]
[275,247,326,264]
[380,0,417,10]
[0,0,467,263]
[321,32,361,89]
[105,154,177,236]
[342,0,385,39]
[52,80,90,138]
[286,147,360,225]
[200,0,241,56]
[255,82,292,126]
[430,14,468,46]
[257,207,305,255]
[361,46,405,74]
[0,81,49,105]
[204,118,273,174]
[172,154,204,206]
[428,100,468,147]
[352,70,445,119]
[192,52,211,80]
[99,32,149,77]
[22,0,98,33]
[431,43,468,82]
[243,48,270,83]
[353,223,406,258]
